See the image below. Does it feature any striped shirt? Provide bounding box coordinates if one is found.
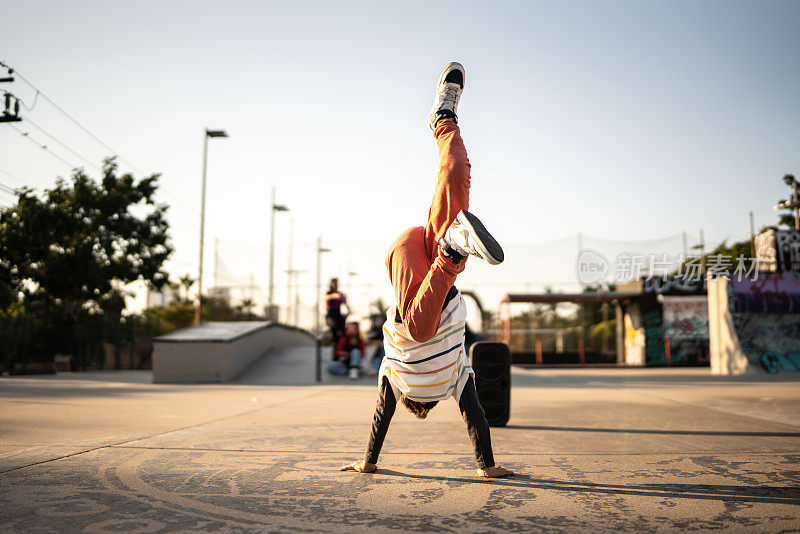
[379,291,473,402]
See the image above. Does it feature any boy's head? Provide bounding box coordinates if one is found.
[400,395,438,419]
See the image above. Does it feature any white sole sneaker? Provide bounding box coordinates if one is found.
[436,61,465,91]
[455,210,505,265]
[428,62,466,130]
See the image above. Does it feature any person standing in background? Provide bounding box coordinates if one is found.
[325,277,348,345]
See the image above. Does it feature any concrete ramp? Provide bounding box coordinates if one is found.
[235,345,383,385]
[235,346,323,385]
[152,322,315,383]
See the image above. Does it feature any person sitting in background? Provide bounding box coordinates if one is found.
[328,321,366,379]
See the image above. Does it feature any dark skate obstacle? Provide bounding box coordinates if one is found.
[470,341,511,427]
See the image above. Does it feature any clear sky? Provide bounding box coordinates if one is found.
[1,0,799,325]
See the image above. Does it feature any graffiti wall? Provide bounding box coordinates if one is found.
[662,296,708,338]
[641,294,666,365]
[661,296,709,365]
[730,272,800,372]
[731,271,800,313]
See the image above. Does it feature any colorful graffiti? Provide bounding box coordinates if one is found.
[662,297,708,339]
[732,313,800,372]
[640,294,665,365]
[661,296,709,365]
[730,272,800,313]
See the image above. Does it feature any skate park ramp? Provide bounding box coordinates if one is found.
[234,344,383,385]
[234,345,322,385]
[709,273,800,374]
[152,322,316,383]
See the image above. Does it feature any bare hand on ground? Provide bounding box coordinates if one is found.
[477,465,514,478]
[339,460,377,473]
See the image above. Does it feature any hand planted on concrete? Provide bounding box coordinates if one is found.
[476,465,514,478]
[339,460,377,473]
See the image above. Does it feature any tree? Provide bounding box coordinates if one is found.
[0,158,172,359]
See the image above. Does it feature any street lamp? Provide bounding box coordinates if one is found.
[268,186,289,321]
[195,128,229,325]
[314,236,331,384]
[773,174,799,230]
[690,228,706,275]
[315,236,331,336]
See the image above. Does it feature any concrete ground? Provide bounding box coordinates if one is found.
[1,362,799,532]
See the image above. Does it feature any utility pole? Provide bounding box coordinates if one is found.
[0,65,22,123]
[295,289,301,327]
[347,269,358,316]
[285,223,308,327]
[268,187,289,321]
[286,219,294,324]
[214,238,219,292]
[690,229,706,276]
[773,174,800,231]
[1,93,21,123]
[682,232,688,258]
[699,229,706,274]
[749,211,755,255]
[791,176,800,231]
[787,174,798,231]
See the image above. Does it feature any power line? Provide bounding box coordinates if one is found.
[6,119,198,226]
[9,123,77,168]
[21,115,102,171]
[0,61,144,175]
[0,166,29,186]
[2,63,242,237]
[2,62,250,270]
[4,122,228,245]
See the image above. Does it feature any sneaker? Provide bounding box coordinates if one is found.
[428,62,465,130]
[348,367,359,380]
[440,210,504,265]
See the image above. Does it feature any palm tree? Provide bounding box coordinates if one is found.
[239,298,255,319]
[178,274,195,304]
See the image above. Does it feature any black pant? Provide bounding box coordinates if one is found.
[363,375,495,469]
[326,310,345,343]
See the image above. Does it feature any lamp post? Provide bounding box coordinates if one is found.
[773,174,799,231]
[268,187,289,321]
[690,229,706,275]
[315,236,331,336]
[195,128,228,326]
